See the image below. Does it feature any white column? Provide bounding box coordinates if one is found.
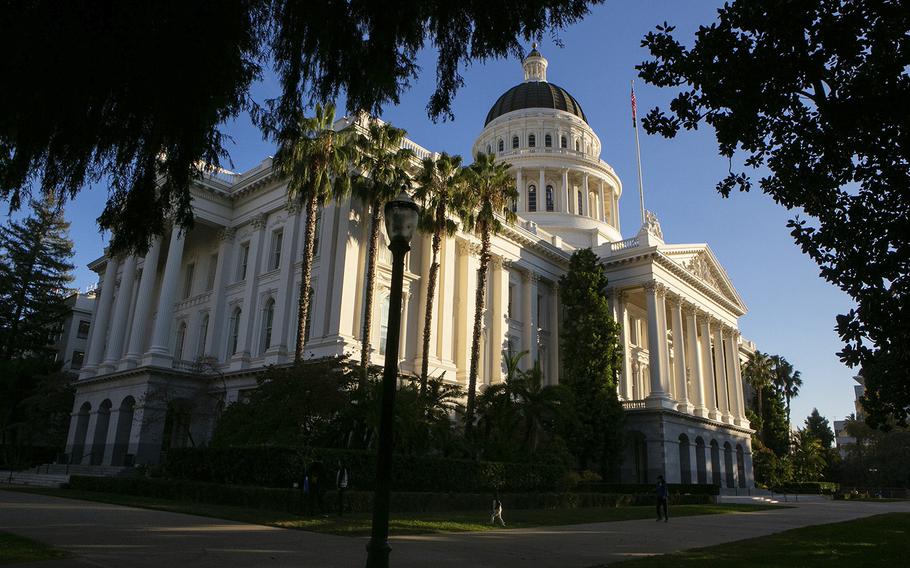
[437,236,456,366]
[414,234,437,370]
[521,269,539,370]
[732,331,749,427]
[685,304,708,417]
[325,197,364,345]
[515,169,524,212]
[560,169,569,213]
[146,225,187,365]
[234,214,267,365]
[615,290,633,400]
[598,179,607,222]
[548,282,560,385]
[538,168,546,210]
[398,290,412,363]
[124,239,162,367]
[582,175,590,217]
[270,204,302,359]
[713,322,732,423]
[724,328,746,426]
[670,296,691,412]
[204,228,235,361]
[612,192,619,230]
[81,255,119,377]
[644,282,672,408]
[101,255,137,370]
[699,313,719,420]
[455,240,478,384]
[489,257,509,382]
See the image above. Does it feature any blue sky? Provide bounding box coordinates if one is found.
[50,0,858,428]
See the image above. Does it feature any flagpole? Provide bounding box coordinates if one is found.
[631,80,646,226]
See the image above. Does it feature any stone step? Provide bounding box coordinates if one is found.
[0,470,70,488]
[31,464,135,477]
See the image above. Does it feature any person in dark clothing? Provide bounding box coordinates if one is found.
[656,475,669,522]
[335,460,350,516]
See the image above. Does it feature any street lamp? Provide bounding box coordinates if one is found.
[365,191,420,568]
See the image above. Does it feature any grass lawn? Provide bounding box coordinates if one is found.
[611,512,910,567]
[9,487,782,536]
[0,532,67,565]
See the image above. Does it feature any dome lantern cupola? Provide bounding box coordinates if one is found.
[523,43,548,82]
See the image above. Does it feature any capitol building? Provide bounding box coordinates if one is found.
[67,49,755,488]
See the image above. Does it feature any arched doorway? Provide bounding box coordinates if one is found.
[710,440,722,486]
[90,400,112,465]
[110,396,136,466]
[736,444,747,488]
[695,437,707,484]
[724,442,735,488]
[678,434,692,484]
[70,402,91,464]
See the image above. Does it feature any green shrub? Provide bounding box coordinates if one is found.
[66,475,712,513]
[576,482,721,496]
[773,481,839,494]
[163,447,567,493]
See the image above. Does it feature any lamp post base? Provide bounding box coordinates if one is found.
[365,538,391,568]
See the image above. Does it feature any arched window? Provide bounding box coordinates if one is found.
[560,135,567,148]
[512,135,519,149]
[528,134,536,147]
[261,298,275,353]
[197,314,209,358]
[528,185,537,212]
[545,185,554,211]
[229,308,242,355]
[545,134,552,147]
[498,139,504,152]
[577,190,584,215]
[575,139,580,152]
[175,321,187,360]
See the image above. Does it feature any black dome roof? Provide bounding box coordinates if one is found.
[484,81,587,126]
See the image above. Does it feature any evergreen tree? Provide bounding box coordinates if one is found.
[804,408,835,449]
[756,385,790,457]
[0,196,74,360]
[558,248,624,478]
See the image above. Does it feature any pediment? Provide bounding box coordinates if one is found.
[661,245,746,312]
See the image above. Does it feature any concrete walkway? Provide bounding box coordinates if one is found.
[1,489,908,567]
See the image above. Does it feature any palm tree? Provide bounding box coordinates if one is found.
[743,351,773,419]
[771,355,802,424]
[461,152,517,439]
[273,103,354,362]
[413,152,468,396]
[513,360,564,454]
[352,120,414,383]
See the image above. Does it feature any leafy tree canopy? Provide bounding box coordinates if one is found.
[804,408,835,449]
[0,0,601,253]
[637,0,910,427]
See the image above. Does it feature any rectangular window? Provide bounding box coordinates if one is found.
[271,230,283,270]
[507,285,514,319]
[183,263,195,299]
[238,242,250,281]
[76,320,90,339]
[537,293,544,328]
[206,253,218,290]
[378,296,390,355]
[71,350,85,370]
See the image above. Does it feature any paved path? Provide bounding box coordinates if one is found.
[2,490,908,567]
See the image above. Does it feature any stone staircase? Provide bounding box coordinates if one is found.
[0,469,70,488]
[1,464,137,489]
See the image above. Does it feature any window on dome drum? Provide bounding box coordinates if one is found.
[271,230,283,270]
[229,308,242,355]
[545,185,554,211]
[206,253,218,290]
[528,184,537,212]
[71,350,84,370]
[262,298,275,353]
[379,295,391,355]
[561,136,567,148]
[77,320,90,339]
[487,144,491,154]
[182,263,195,299]
[238,242,250,281]
[528,134,536,147]
[512,136,519,149]
[545,134,552,147]
[575,140,580,152]
[197,314,209,358]
[175,321,187,360]
[498,139,504,152]
[577,190,584,214]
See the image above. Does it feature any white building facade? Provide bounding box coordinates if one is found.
[67,50,754,486]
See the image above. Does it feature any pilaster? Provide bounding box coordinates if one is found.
[145,225,187,367]
[521,269,539,370]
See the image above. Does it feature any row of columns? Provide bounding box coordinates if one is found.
[512,167,617,224]
[615,282,747,427]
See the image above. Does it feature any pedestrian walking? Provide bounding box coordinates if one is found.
[336,459,350,516]
[656,475,669,522]
[491,494,506,527]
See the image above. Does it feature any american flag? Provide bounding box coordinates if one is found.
[631,82,637,127]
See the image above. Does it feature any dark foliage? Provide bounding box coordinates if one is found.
[637,0,910,427]
[0,1,601,253]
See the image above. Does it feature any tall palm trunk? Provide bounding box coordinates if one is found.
[294,193,319,362]
[360,200,381,386]
[464,226,491,440]
[419,205,444,397]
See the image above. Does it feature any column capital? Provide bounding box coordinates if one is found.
[681,300,698,315]
[666,293,682,308]
[490,255,504,270]
[250,213,268,230]
[285,201,304,216]
[217,227,236,242]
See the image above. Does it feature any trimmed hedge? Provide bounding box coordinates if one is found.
[577,482,720,496]
[163,447,566,493]
[773,482,839,495]
[67,475,713,514]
